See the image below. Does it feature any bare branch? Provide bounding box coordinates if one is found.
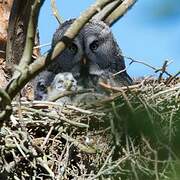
[51,0,63,24]
[93,0,123,22]
[105,0,137,26]
[125,56,172,77]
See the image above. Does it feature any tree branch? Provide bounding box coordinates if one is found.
[105,0,137,26]
[51,0,63,24]
[93,0,123,22]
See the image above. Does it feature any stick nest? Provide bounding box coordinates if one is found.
[0,77,179,179]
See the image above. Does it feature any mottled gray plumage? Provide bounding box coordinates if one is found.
[82,20,132,87]
[34,71,56,100]
[34,19,132,100]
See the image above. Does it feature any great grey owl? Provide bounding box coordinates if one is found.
[34,19,132,100]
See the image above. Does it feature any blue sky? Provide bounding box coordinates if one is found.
[39,0,180,77]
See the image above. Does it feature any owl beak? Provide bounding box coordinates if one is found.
[64,80,73,90]
[81,57,87,65]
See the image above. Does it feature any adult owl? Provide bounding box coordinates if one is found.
[50,19,132,86]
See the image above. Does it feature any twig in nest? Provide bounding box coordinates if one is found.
[158,60,169,83]
[99,81,141,92]
[165,71,180,85]
[21,106,89,128]
[41,126,54,149]
[47,89,93,102]
[60,133,96,154]
[37,157,55,178]
[51,0,63,24]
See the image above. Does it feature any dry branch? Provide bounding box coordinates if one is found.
[105,0,137,25]
[93,0,123,22]
[51,0,63,24]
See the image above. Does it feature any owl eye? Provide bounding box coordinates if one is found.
[68,43,78,55]
[90,40,99,52]
[38,82,47,92]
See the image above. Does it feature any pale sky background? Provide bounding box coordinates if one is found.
[39,0,180,78]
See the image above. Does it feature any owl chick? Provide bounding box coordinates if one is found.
[47,72,78,105]
[34,70,56,100]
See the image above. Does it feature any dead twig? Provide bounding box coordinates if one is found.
[158,60,169,83]
[21,106,89,128]
[99,81,141,92]
[125,56,172,77]
[105,0,137,26]
[51,0,63,24]
[165,71,180,85]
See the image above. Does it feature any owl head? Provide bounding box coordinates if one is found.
[47,72,78,103]
[49,72,77,92]
[48,19,83,77]
[34,70,56,100]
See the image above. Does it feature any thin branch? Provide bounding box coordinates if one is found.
[105,0,137,26]
[165,71,180,85]
[158,60,168,83]
[93,0,123,22]
[125,56,172,77]
[99,81,141,92]
[47,89,93,102]
[33,42,51,49]
[51,0,63,24]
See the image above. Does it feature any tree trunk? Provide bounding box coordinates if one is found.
[0,0,13,87]
[6,0,33,76]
